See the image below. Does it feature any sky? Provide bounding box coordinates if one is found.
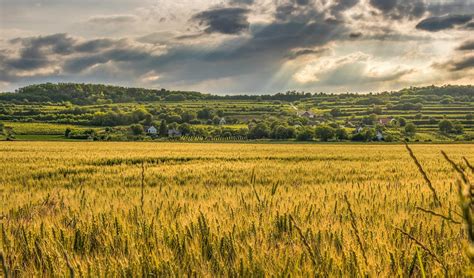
[0,0,473,94]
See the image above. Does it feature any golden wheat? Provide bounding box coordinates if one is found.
[0,142,472,276]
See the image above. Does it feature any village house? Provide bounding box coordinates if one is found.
[376,130,384,141]
[378,117,396,126]
[146,126,157,134]
[219,117,226,125]
[168,129,181,137]
[298,111,316,119]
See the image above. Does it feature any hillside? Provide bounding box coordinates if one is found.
[0,83,473,142]
[1,83,473,105]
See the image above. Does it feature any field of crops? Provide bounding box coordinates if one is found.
[2,122,99,135]
[1,142,473,276]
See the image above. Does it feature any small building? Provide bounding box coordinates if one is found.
[168,129,181,137]
[219,117,226,125]
[298,111,316,119]
[376,131,384,141]
[355,126,364,133]
[378,117,394,126]
[147,126,157,134]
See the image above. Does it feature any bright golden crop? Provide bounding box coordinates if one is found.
[0,142,472,276]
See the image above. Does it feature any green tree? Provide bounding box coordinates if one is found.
[131,109,149,123]
[428,117,438,124]
[197,108,214,119]
[364,128,376,141]
[167,114,182,124]
[216,110,225,117]
[130,124,144,135]
[454,122,464,134]
[352,128,376,141]
[143,113,153,126]
[296,127,314,141]
[212,116,221,125]
[314,125,335,141]
[361,114,377,125]
[397,117,407,127]
[178,123,192,135]
[159,120,168,136]
[65,128,72,138]
[404,123,417,136]
[438,120,453,134]
[330,108,342,117]
[373,106,383,114]
[271,125,295,139]
[164,94,186,101]
[181,111,197,123]
[248,122,270,139]
[335,128,348,140]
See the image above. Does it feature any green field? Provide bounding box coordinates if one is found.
[2,122,99,135]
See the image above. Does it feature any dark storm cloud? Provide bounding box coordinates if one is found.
[0,33,161,84]
[415,14,473,31]
[119,0,348,89]
[427,0,474,16]
[243,21,343,54]
[274,0,314,22]
[64,48,158,73]
[286,48,328,59]
[369,0,426,20]
[1,0,350,89]
[6,33,75,70]
[370,0,397,11]
[10,33,75,56]
[435,53,474,72]
[330,0,359,16]
[296,0,310,5]
[450,56,474,71]
[145,14,347,87]
[457,40,474,51]
[192,8,250,34]
[2,0,473,93]
[228,0,254,5]
[349,32,363,38]
[74,39,115,52]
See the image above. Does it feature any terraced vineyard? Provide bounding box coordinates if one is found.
[1,142,473,276]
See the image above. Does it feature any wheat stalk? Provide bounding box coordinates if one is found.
[405,143,441,206]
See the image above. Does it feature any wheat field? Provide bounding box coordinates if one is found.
[0,142,473,276]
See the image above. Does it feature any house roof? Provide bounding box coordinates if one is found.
[298,111,315,117]
[378,117,392,124]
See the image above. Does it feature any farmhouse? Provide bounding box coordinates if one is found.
[146,126,157,134]
[219,117,226,125]
[378,117,395,126]
[168,129,181,137]
[298,111,316,119]
[376,131,384,141]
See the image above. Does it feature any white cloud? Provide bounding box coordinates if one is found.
[0,0,473,93]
